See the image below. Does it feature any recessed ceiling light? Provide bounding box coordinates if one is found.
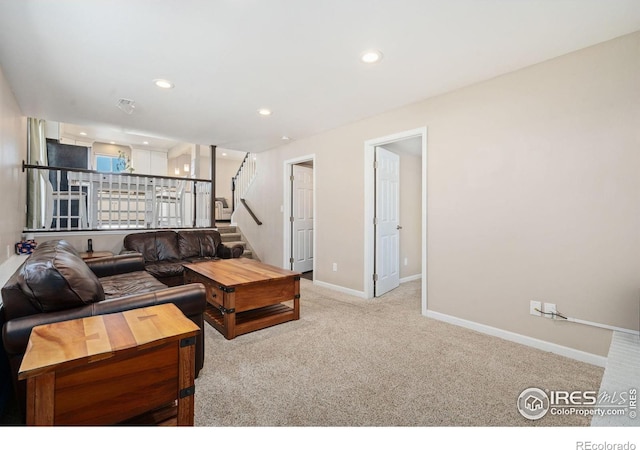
[153,79,174,89]
[257,108,272,116]
[360,49,383,64]
[143,141,149,145]
[110,141,116,145]
[79,131,87,136]
[222,152,227,156]
[281,136,290,141]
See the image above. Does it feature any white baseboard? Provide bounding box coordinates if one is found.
[312,277,419,299]
[312,280,367,299]
[400,274,422,283]
[426,309,607,367]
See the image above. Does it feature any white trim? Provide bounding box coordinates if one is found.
[312,279,367,299]
[564,316,639,336]
[400,274,422,283]
[426,309,607,367]
[363,127,428,314]
[283,154,316,270]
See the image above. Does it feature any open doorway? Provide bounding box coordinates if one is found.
[283,155,316,279]
[364,128,427,313]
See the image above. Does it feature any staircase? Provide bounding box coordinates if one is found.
[217,224,257,260]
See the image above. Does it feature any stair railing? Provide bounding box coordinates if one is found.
[231,152,257,221]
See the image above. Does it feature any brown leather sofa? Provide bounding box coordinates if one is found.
[123,229,244,286]
[0,239,207,421]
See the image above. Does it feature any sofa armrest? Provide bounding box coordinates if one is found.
[2,283,206,357]
[216,242,244,259]
[85,253,146,278]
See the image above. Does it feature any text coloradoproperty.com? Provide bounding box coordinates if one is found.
[576,442,636,450]
[551,407,628,417]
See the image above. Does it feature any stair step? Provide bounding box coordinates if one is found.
[220,233,241,242]
[223,240,246,248]
[217,225,256,260]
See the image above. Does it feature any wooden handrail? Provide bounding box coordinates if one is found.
[240,198,262,225]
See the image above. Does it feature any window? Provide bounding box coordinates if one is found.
[95,154,130,172]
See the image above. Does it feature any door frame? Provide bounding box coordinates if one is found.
[363,127,428,314]
[283,154,316,271]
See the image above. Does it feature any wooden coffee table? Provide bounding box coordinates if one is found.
[183,258,300,339]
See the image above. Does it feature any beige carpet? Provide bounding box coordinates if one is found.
[194,279,604,426]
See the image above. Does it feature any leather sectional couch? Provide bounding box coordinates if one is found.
[123,229,244,286]
[0,239,207,421]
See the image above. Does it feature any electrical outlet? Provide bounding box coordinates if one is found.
[544,303,557,319]
[404,257,408,266]
[332,263,337,272]
[6,244,11,259]
[530,301,542,317]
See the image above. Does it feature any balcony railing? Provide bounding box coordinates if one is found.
[23,162,213,231]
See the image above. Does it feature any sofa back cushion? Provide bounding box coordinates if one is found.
[178,230,222,259]
[123,231,180,262]
[177,231,200,259]
[3,240,105,316]
[34,239,81,257]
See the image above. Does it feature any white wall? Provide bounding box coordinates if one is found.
[236,31,640,357]
[215,158,241,206]
[0,66,26,265]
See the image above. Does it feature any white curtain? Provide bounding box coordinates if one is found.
[26,118,48,229]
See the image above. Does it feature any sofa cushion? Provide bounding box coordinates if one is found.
[144,261,185,279]
[177,231,200,259]
[35,239,81,257]
[123,233,157,262]
[178,230,222,259]
[123,231,180,262]
[155,230,181,261]
[17,243,104,313]
[100,271,168,299]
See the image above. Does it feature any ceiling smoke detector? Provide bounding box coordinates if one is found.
[117,98,136,114]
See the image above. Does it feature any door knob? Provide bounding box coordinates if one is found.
[397,225,403,230]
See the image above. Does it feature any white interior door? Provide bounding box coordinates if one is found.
[292,164,314,273]
[375,147,400,296]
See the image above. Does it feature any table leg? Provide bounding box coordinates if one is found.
[27,372,55,425]
[293,277,300,320]
[177,339,195,426]
[223,289,237,339]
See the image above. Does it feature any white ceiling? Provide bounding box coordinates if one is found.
[1,0,639,153]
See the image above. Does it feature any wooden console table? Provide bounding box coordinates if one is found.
[18,303,200,426]
[184,258,300,340]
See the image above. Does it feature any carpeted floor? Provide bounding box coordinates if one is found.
[194,279,604,426]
